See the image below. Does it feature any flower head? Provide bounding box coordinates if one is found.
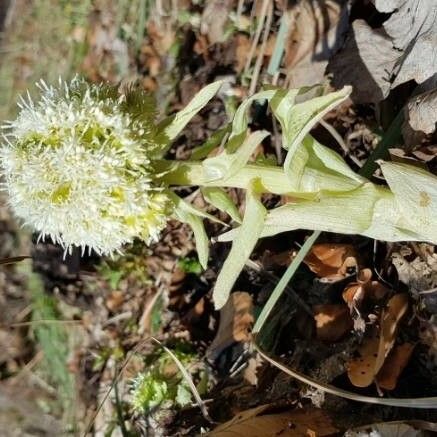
[1,77,172,255]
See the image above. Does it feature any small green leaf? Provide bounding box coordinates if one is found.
[230,89,276,140]
[201,187,242,223]
[178,257,203,275]
[167,190,225,225]
[175,384,192,407]
[174,207,209,269]
[202,130,269,182]
[164,80,224,141]
[169,192,212,268]
[212,180,267,309]
[269,86,351,187]
[288,136,365,193]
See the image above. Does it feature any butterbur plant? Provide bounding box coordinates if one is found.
[2,77,437,309]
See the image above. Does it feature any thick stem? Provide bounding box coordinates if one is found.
[154,159,293,194]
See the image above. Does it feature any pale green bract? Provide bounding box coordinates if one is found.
[1,77,436,310]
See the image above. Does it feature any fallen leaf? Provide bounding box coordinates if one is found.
[200,0,233,45]
[235,34,251,74]
[342,269,388,306]
[81,7,129,82]
[261,249,295,268]
[207,292,254,361]
[243,354,263,386]
[313,304,353,342]
[376,343,415,390]
[374,0,437,87]
[328,20,398,103]
[0,330,25,364]
[405,88,437,135]
[106,290,124,312]
[376,293,409,370]
[346,293,409,387]
[391,248,437,295]
[284,0,349,87]
[346,336,380,387]
[329,2,437,103]
[345,420,437,436]
[147,20,175,56]
[209,405,338,437]
[304,243,358,277]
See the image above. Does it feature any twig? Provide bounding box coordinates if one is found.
[6,319,82,328]
[248,0,273,95]
[253,336,437,408]
[244,0,270,76]
[236,0,245,29]
[320,119,363,168]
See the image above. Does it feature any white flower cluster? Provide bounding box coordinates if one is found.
[1,78,171,255]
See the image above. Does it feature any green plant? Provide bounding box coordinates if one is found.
[177,257,203,275]
[2,79,436,311]
[130,348,198,413]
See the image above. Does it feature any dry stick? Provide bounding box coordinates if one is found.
[253,340,437,408]
[244,0,270,76]
[236,0,245,29]
[6,319,83,328]
[320,119,363,169]
[248,0,273,96]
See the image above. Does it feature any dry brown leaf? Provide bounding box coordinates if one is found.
[345,420,437,436]
[284,0,349,87]
[328,20,398,103]
[346,336,379,387]
[243,354,263,386]
[81,7,129,82]
[376,343,415,390]
[346,293,409,387]
[200,0,233,45]
[207,292,254,361]
[235,34,251,74]
[402,79,437,147]
[392,249,437,294]
[106,290,124,312]
[209,405,338,437]
[374,0,437,87]
[147,20,175,56]
[0,330,25,364]
[313,304,353,342]
[342,269,388,306]
[304,243,358,277]
[330,1,437,103]
[376,293,409,370]
[405,88,437,136]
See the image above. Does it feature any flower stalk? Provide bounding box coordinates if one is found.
[155,159,292,194]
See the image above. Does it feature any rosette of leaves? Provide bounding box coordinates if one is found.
[130,348,199,414]
[1,78,436,309]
